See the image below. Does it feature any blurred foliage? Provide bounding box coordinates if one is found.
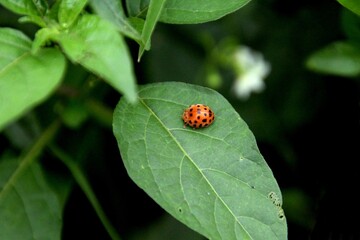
[1,0,359,239]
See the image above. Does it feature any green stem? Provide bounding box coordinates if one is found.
[0,120,61,200]
[49,145,121,240]
[20,119,61,164]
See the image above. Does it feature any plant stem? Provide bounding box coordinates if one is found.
[49,145,122,240]
[0,120,61,199]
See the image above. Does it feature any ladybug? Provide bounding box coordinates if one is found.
[182,104,215,129]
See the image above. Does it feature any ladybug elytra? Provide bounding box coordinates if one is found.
[182,104,215,129]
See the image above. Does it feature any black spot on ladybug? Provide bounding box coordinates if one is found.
[202,119,207,123]
[204,113,207,116]
[204,108,207,110]
[190,113,193,117]
[204,124,208,127]
[189,108,193,112]
[197,104,200,107]
[199,124,202,128]
[189,120,192,124]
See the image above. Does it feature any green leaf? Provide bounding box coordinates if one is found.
[58,0,88,27]
[18,15,47,27]
[113,82,287,240]
[50,146,122,240]
[55,14,138,102]
[89,0,142,42]
[0,28,66,130]
[306,41,360,77]
[32,0,48,16]
[59,100,89,129]
[0,157,62,239]
[47,0,62,22]
[126,0,251,24]
[341,9,360,44]
[138,0,166,60]
[0,28,32,69]
[338,0,360,16]
[32,27,60,53]
[0,120,62,239]
[162,0,251,24]
[0,0,47,17]
[126,0,149,18]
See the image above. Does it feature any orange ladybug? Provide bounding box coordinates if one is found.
[182,104,215,129]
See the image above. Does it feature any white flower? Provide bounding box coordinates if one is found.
[232,46,271,99]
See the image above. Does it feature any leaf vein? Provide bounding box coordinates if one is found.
[139,98,250,236]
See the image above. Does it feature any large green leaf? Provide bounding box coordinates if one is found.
[89,0,142,43]
[126,0,251,24]
[0,28,66,131]
[58,0,88,27]
[0,157,62,240]
[0,0,47,17]
[338,0,360,16]
[306,41,360,77]
[113,82,287,240]
[0,28,32,69]
[55,14,138,102]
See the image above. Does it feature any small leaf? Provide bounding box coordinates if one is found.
[47,0,61,22]
[138,0,166,60]
[32,0,48,16]
[18,15,47,27]
[338,0,360,16]
[59,100,89,129]
[128,17,145,35]
[113,82,287,240]
[32,27,60,53]
[0,28,66,130]
[58,0,88,27]
[0,157,62,239]
[55,14,138,102]
[89,0,142,43]
[126,0,149,18]
[306,41,360,77]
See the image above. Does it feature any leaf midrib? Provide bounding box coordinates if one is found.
[0,52,31,77]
